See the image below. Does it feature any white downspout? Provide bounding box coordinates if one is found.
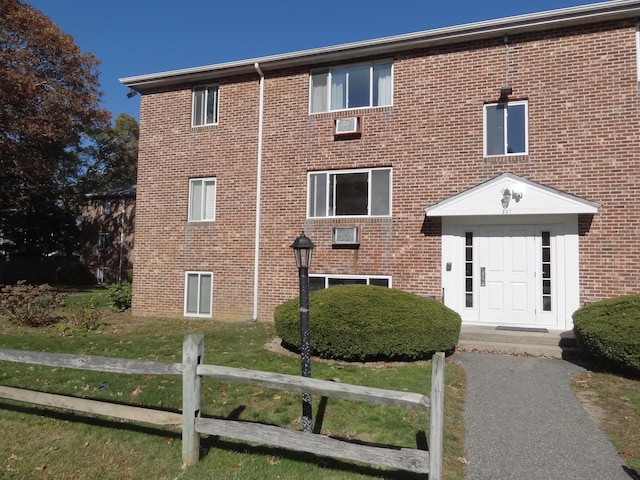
[252,62,265,321]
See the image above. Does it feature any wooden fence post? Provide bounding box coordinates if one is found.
[182,333,204,467]
[429,352,445,480]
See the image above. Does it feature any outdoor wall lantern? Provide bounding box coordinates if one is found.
[499,86,513,100]
[290,231,315,433]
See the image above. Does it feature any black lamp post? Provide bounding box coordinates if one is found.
[291,231,315,433]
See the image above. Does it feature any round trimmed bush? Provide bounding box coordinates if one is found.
[573,295,640,374]
[274,285,461,361]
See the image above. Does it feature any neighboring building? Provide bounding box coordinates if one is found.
[80,185,136,284]
[121,1,640,330]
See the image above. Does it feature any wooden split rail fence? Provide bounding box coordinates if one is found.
[0,333,444,478]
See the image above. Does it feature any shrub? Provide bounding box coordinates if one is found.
[573,295,640,374]
[274,285,461,361]
[56,261,96,286]
[59,298,105,336]
[0,281,66,327]
[107,282,132,312]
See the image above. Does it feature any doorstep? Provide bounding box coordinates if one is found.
[457,325,578,359]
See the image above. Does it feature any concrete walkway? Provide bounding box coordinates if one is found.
[455,352,633,480]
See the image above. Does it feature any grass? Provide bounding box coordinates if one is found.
[0,308,467,480]
[572,370,640,474]
[62,288,110,310]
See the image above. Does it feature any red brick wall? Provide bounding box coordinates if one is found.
[133,19,640,321]
[80,197,135,283]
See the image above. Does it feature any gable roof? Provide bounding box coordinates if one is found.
[85,185,137,199]
[424,173,600,216]
[121,1,640,92]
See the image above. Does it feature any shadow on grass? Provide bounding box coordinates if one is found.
[201,436,429,480]
[562,349,640,381]
[198,399,430,479]
[1,400,431,479]
[623,466,640,480]
[0,400,180,440]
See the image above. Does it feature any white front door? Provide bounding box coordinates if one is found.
[478,225,536,325]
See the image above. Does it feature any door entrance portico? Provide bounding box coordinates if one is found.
[425,173,599,331]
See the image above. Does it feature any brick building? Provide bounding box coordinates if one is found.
[121,1,640,330]
[80,185,136,284]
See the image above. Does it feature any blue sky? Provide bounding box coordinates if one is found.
[28,0,602,122]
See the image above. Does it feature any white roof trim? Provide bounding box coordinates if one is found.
[121,1,640,91]
[424,173,600,217]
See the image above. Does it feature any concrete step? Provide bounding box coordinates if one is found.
[457,325,578,359]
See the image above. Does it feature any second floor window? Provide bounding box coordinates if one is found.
[98,232,108,250]
[192,85,219,126]
[310,61,392,113]
[101,200,111,215]
[484,100,528,156]
[308,167,391,218]
[188,178,216,222]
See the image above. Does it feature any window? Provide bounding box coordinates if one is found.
[308,168,391,218]
[310,61,392,113]
[101,200,111,215]
[192,85,219,126]
[484,101,528,156]
[188,178,216,222]
[309,275,391,292]
[464,232,474,308]
[184,272,212,317]
[98,232,108,250]
[541,231,552,312]
[96,267,107,285]
[637,24,640,80]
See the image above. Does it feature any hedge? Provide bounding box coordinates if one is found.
[274,285,461,361]
[573,295,640,374]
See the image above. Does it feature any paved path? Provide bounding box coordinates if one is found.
[455,352,633,480]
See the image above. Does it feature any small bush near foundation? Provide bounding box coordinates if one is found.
[274,285,461,361]
[107,282,132,312]
[573,295,640,375]
[0,282,66,327]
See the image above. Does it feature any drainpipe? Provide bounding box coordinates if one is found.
[118,201,125,283]
[252,62,265,321]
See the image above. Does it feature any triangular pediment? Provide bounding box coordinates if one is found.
[424,173,600,217]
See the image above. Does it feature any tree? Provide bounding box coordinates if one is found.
[82,113,138,193]
[0,0,110,255]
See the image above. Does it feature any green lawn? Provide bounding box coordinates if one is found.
[3,294,637,479]
[0,314,467,480]
[572,370,640,474]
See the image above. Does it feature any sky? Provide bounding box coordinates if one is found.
[27,0,604,123]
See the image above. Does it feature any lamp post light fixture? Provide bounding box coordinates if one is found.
[291,231,315,433]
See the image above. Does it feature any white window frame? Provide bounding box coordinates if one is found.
[637,24,640,80]
[101,200,111,215]
[188,178,216,222]
[96,267,107,285]
[307,167,392,218]
[184,271,213,318]
[192,84,219,127]
[483,100,529,157]
[309,60,393,114]
[98,232,108,250]
[310,274,392,290]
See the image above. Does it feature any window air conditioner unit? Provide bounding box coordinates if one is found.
[332,227,359,245]
[334,117,360,135]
